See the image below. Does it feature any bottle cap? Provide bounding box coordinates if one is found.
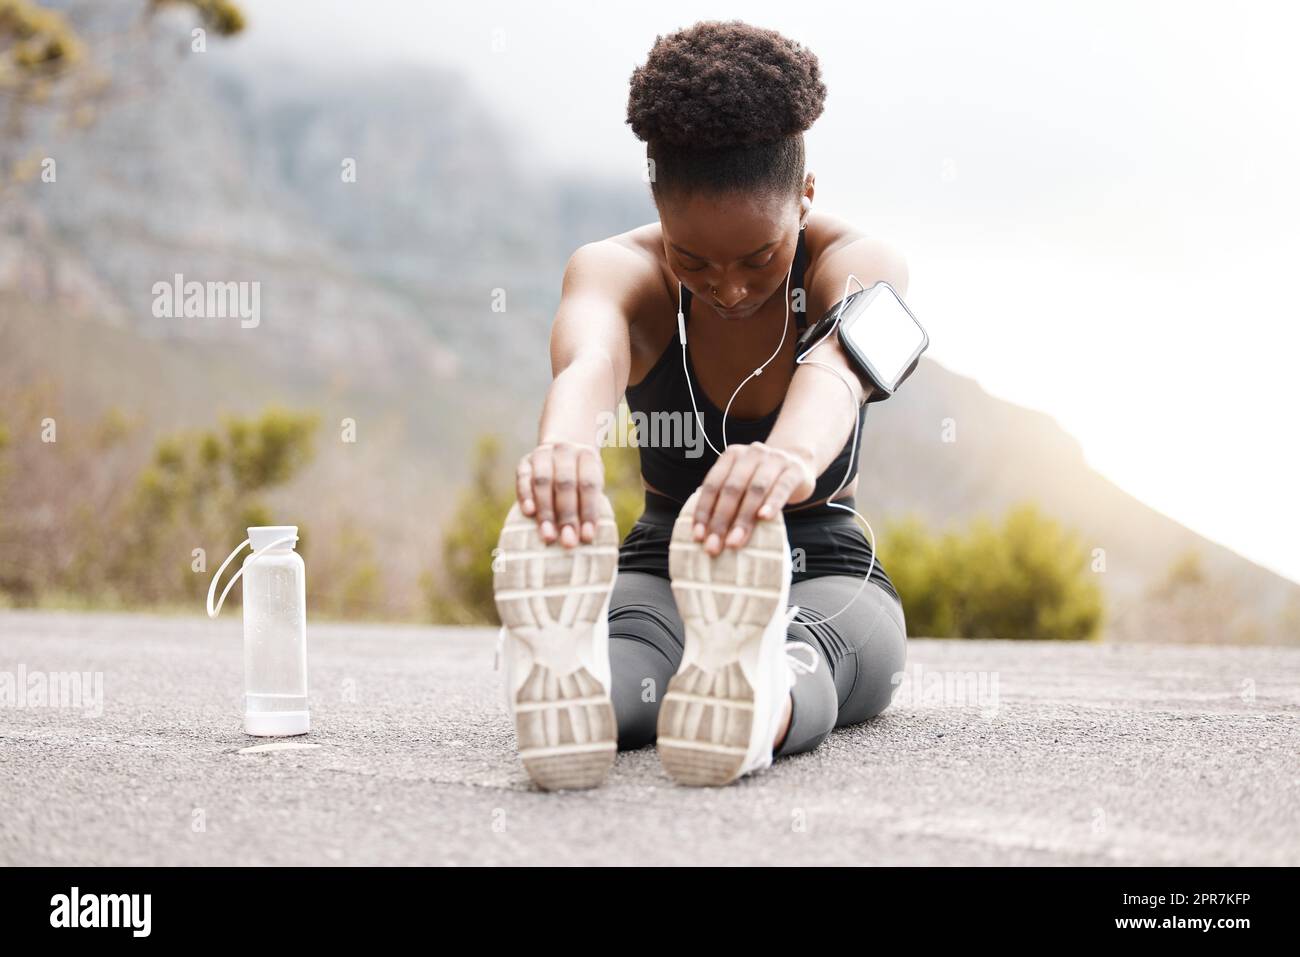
[247,525,298,551]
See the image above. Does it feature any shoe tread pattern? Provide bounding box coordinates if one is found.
[657,490,787,786]
[494,497,620,790]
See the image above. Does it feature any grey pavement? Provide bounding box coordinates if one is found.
[1,610,1297,866]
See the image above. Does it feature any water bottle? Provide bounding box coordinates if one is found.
[206,525,310,736]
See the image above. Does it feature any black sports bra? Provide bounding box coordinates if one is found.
[624,230,868,507]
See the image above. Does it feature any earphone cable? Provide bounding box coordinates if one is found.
[676,253,879,626]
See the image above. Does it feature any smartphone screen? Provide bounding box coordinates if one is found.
[839,284,926,388]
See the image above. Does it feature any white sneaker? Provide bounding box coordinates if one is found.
[492,496,620,790]
[656,490,817,786]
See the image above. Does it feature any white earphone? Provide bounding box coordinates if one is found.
[676,218,878,625]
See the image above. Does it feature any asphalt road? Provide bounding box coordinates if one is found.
[1,610,1296,866]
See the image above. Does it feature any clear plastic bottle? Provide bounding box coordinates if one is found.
[207,525,310,736]
[241,526,309,736]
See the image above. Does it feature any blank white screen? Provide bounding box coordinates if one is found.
[841,286,924,386]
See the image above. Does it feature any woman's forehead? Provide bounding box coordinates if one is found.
[660,192,793,258]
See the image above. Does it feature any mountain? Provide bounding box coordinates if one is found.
[860,359,1300,641]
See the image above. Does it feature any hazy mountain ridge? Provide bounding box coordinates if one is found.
[865,359,1299,639]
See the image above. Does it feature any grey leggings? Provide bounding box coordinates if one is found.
[607,569,909,758]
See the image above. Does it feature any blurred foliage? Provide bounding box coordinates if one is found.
[425,421,644,625]
[98,407,318,605]
[601,404,644,540]
[0,390,407,617]
[1152,548,1206,595]
[2,0,244,183]
[150,0,245,36]
[0,388,1276,643]
[427,426,1103,639]
[92,406,133,450]
[1,1,242,88]
[424,434,516,625]
[1279,593,1300,644]
[313,520,382,620]
[881,502,1104,640]
[1132,547,1253,644]
[0,1,83,77]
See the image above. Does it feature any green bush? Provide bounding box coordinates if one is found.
[98,406,319,604]
[600,439,643,541]
[426,426,644,625]
[425,434,516,625]
[882,502,1104,640]
[426,429,1103,640]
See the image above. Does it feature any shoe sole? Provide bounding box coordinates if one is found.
[657,491,788,787]
[493,498,621,791]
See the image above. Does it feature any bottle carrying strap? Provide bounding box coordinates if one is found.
[206,536,297,618]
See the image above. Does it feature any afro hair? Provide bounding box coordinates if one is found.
[626,19,826,149]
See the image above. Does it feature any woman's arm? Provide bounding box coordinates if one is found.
[518,240,640,548]
[689,234,910,555]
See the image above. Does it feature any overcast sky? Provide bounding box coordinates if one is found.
[230,0,1299,584]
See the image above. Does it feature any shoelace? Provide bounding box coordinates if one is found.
[781,605,820,678]
[784,641,820,677]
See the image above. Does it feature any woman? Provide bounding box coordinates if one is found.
[493,20,912,791]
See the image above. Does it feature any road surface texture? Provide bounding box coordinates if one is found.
[1,610,1296,866]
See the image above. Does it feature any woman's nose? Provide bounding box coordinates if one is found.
[709,280,748,308]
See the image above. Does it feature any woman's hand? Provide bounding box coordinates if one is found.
[516,440,605,548]
[692,442,817,556]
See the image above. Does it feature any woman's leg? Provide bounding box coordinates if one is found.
[776,577,908,757]
[605,571,684,751]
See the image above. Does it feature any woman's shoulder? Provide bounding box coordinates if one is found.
[561,224,679,383]
[804,212,908,269]
[803,213,909,301]
[574,222,677,328]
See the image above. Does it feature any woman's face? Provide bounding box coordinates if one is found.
[659,188,805,322]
